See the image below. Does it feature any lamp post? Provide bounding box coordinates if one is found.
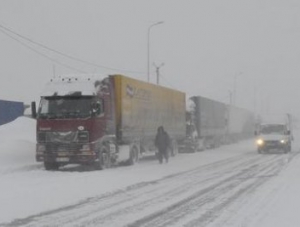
[153,62,164,85]
[147,21,164,82]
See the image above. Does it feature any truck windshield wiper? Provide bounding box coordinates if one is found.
[38,113,57,119]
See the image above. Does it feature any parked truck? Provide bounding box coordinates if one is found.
[33,74,186,170]
[255,114,293,153]
[181,96,255,152]
[226,105,255,143]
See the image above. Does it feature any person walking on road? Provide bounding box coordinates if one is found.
[155,126,170,164]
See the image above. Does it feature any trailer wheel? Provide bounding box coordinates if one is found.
[44,162,59,171]
[95,148,111,170]
[128,146,139,165]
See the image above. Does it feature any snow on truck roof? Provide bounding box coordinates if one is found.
[41,75,105,96]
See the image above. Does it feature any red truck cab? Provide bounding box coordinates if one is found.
[35,76,117,170]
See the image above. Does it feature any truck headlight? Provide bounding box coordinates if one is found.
[256,139,264,146]
[37,132,47,142]
[80,144,90,151]
[37,144,46,152]
[280,140,286,144]
[78,131,89,142]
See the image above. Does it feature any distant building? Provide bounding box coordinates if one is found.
[0,99,24,125]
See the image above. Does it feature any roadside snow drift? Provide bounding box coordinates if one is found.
[0,117,36,173]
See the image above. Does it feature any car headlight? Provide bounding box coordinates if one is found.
[256,139,264,145]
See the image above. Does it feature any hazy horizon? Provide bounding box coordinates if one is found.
[1,0,299,117]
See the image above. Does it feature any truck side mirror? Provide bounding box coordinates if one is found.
[31,101,37,119]
[91,101,103,116]
[286,130,291,135]
[254,130,258,136]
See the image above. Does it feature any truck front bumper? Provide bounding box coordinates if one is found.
[36,143,97,164]
[36,153,97,164]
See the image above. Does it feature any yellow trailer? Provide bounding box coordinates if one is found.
[113,74,186,153]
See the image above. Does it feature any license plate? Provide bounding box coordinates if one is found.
[56,157,69,162]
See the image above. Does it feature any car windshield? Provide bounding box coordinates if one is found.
[38,96,95,119]
[260,124,285,135]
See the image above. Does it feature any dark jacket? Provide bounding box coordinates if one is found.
[155,126,170,151]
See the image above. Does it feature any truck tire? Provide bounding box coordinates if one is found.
[128,146,139,165]
[171,140,178,156]
[95,148,111,170]
[284,145,291,153]
[44,162,59,171]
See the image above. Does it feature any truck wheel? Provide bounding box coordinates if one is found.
[44,162,59,171]
[171,140,178,156]
[128,146,139,165]
[284,145,291,153]
[95,148,111,170]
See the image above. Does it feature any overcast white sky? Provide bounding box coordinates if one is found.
[0,0,300,117]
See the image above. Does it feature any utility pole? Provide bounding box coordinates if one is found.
[153,62,164,85]
[147,21,164,82]
[228,90,233,105]
[52,64,56,78]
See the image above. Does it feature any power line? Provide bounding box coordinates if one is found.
[159,73,177,89]
[0,22,145,74]
[0,27,87,73]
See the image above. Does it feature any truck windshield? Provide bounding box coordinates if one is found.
[38,96,97,119]
[260,124,285,135]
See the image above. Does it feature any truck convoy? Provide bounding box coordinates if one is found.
[182,96,255,152]
[255,114,293,153]
[33,74,256,170]
[33,74,186,170]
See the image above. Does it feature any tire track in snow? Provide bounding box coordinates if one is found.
[0,152,292,227]
[128,156,285,227]
[129,152,299,227]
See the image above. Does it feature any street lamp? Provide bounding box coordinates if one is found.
[147,21,164,82]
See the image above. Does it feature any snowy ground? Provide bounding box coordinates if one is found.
[1,117,300,226]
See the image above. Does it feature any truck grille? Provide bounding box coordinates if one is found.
[46,143,82,153]
[38,131,89,143]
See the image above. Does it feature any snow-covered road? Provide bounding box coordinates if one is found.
[1,117,300,227]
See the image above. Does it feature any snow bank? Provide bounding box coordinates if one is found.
[0,117,36,173]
